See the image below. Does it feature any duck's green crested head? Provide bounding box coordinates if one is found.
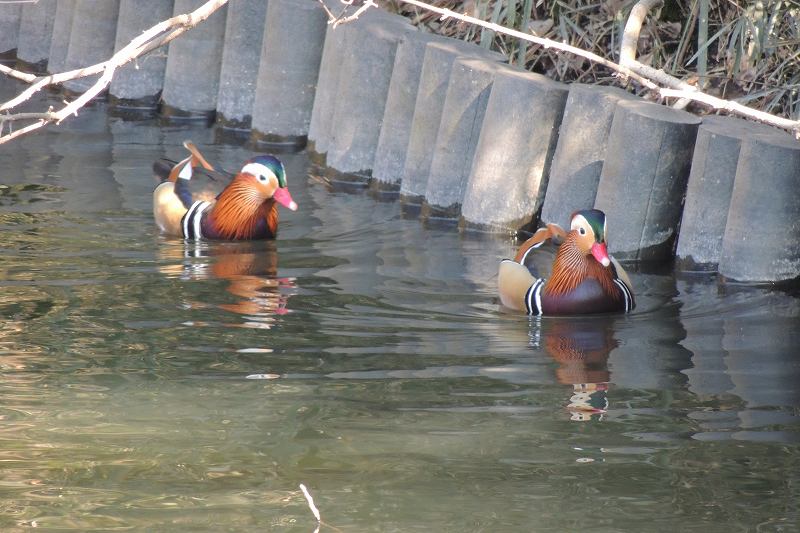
[571,209,607,243]
[244,155,287,188]
[570,209,610,267]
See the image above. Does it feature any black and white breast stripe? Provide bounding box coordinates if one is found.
[613,279,635,312]
[524,278,545,315]
[181,200,211,240]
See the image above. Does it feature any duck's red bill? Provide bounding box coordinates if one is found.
[273,188,298,211]
[591,242,611,267]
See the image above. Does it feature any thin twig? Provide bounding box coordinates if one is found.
[299,483,321,523]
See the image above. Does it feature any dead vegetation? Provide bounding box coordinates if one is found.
[388,0,800,119]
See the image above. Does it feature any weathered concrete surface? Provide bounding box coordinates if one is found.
[421,57,499,220]
[215,0,267,130]
[0,3,21,59]
[675,116,778,271]
[719,130,800,283]
[47,0,76,74]
[461,66,568,233]
[594,99,701,261]
[370,30,449,194]
[16,0,57,73]
[400,40,504,207]
[324,13,414,184]
[251,0,327,151]
[109,0,174,110]
[306,22,346,163]
[62,0,121,95]
[160,0,227,121]
[540,84,637,230]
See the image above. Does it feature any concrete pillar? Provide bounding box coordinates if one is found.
[719,130,800,283]
[460,67,568,233]
[324,14,414,185]
[109,0,174,112]
[215,0,268,131]
[370,31,448,195]
[0,3,21,59]
[250,0,327,151]
[399,40,503,209]
[160,0,227,122]
[47,0,76,74]
[421,57,498,221]
[61,0,121,95]
[675,116,778,271]
[16,0,57,73]
[540,84,637,230]
[306,23,347,164]
[594,99,701,261]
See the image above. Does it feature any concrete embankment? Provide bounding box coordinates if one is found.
[1,2,798,283]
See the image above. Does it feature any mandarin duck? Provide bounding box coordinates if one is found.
[153,141,297,240]
[498,209,635,315]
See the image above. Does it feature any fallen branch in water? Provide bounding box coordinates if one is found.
[0,0,229,145]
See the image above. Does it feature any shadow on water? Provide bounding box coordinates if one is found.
[1,76,800,531]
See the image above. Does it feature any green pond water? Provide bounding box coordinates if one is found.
[0,83,799,532]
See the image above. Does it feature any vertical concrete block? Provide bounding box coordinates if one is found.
[307,7,409,165]
[61,0,121,95]
[215,0,268,131]
[16,0,57,73]
[160,0,227,121]
[109,0,174,111]
[0,3,21,59]
[461,67,568,233]
[719,131,800,283]
[399,40,503,207]
[47,0,76,74]
[250,0,327,151]
[540,84,637,230]
[421,57,498,220]
[675,116,777,271]
[370,31,448,194]
[324,15,414,184]
[306,23,346,163]
[594,100,701,261]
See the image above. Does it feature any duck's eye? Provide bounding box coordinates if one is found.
[257,175,268,183]
[579,227,586,236]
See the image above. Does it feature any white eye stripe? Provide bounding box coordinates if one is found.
[571,214,588,233]
[241,162,276,182]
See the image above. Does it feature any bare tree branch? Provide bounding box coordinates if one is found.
[620,0,800,135]
[318,0,800,136]
[0,0,229,145]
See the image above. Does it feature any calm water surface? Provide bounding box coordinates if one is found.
[0,84,799,532]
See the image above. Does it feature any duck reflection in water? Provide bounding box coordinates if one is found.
[158,240,294,327]
[531,317,618,421]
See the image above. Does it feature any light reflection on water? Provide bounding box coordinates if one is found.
[0,81,799,531]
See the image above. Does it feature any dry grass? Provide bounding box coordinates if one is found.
[386,0,800,119]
